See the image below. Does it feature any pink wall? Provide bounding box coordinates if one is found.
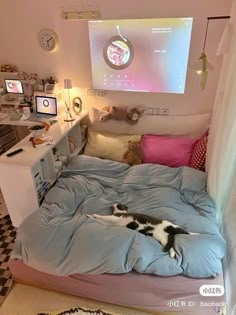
[0,0,232,114]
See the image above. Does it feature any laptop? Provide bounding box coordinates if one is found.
[28,96,57,121]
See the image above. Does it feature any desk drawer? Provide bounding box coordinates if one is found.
[2,139,17,152]
[0,130,17,146]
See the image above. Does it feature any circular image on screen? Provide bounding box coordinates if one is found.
[43,99,49,107]
[7,82,14,89]
[103,36,134,70]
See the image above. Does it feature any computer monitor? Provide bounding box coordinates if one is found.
[35,96,57,116]
[4,79,24,94]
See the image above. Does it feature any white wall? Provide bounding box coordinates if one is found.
[0,0,232,114]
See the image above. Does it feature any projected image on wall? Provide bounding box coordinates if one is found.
[88,17,193,93]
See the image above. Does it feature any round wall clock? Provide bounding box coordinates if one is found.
[38,29,59,52]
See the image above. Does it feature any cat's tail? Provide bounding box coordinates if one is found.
[166,226,200,235]
[173,227,190,235]
[175,228,200,235]
[176,229,200,235]
[165,226,189,235]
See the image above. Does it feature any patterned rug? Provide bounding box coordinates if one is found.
[0,214,16,306]
[38,306,117,315]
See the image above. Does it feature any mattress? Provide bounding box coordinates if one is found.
[9,259,225,315]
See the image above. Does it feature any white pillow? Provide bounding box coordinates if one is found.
[89,107,211,138]
[84,130,141,162]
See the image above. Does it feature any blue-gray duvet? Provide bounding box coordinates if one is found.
[12,155,225,278]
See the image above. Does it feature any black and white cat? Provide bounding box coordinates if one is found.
[87,203,198,258]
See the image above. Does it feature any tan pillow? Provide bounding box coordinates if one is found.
[84,130,141,162]
[89,107,211,138]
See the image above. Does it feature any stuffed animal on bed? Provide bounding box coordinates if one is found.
[123,140,142,166]
[99,106,144,125]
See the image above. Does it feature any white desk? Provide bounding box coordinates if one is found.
[0,110,88,227]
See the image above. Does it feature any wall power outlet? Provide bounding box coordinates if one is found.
[153,108,160,115]
[144,108,160,115]
[144,108,153,115]
[87,89,107,96]
[161,108,169,115]
[97,90,107,96]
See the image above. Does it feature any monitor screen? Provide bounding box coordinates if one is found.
[88,17,193,94]
[35,96,57,116]
[4,79,24,94]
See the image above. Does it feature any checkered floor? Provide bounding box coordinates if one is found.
[0,189,8,219]
[0,215,16,305]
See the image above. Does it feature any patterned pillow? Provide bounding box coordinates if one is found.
[190,131,209,171]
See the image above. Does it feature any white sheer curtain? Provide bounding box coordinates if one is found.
[206,1,236,314]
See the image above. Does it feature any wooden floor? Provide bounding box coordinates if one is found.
[1,282,172,315]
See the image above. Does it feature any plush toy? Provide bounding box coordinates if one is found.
[52,148,60,161]
[100,106,144,125]
[52,147,68,167]
[122,140,142,166]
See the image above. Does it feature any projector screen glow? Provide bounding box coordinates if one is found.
[88,17,193,93]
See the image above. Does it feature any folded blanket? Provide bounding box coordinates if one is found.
[12,155,225,278]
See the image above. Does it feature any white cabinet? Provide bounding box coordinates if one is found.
[0,110,88,227]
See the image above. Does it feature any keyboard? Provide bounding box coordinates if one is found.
[27,114,56,121]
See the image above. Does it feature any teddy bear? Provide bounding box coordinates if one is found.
[99,106,144,125]
[122,140,142,166]
[52,148,61,162]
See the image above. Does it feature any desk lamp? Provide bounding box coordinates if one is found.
[64,79,75,122]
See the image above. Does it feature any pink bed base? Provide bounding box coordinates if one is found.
[9,259,225,315]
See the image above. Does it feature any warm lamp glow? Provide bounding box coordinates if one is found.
[64,79,72,90]
[190,57,215,73]
[189,16,230,89]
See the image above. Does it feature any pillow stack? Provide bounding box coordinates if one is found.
[84,130,209,172]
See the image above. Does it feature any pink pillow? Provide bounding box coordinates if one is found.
[141,135,198,167]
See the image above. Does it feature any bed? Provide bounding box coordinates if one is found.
[10,155,225,314]
[9,109,226,314]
